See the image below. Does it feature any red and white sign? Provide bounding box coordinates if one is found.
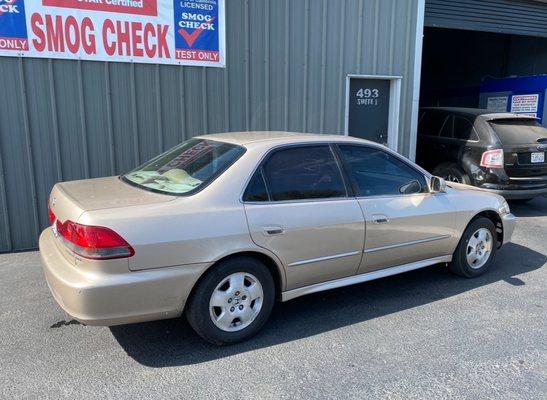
[42,0,159,16]
[511,94,539,114]
[0,0,226,67]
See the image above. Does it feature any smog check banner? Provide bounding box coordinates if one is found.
[0,0,226,67]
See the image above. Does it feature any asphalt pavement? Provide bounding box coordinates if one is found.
[1,198,546,399]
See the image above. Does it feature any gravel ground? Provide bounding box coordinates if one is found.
[1,198,546,399]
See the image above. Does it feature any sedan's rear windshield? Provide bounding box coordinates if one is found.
[123,139,245,195]
[489,119,547,145]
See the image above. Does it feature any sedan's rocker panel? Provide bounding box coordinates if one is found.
[282,255,453,301]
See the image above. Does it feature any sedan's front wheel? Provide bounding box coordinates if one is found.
[449,217,497,278]
[185,256,275,345]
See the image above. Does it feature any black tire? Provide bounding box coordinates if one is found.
[449,217,497,278]
[433,163,471,185]
[185,256,275,345]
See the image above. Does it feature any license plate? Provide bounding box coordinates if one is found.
[531,152,545,163]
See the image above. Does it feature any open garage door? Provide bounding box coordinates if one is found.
[425,0,547,38]
[417,0,547,177]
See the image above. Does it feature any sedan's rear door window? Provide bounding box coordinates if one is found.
[261,145,347,201]
[243,169,269,202]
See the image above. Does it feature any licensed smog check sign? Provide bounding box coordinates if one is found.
[174,0,220,62]
[0,0,226,67]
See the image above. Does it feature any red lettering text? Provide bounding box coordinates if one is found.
[45,15,65,52]
[31,14,46,52]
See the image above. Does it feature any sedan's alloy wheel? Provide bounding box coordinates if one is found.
[209,272,264,332]
[466,228,493,269]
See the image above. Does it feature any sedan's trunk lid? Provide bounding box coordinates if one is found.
[53,176,176,217]
[48,177,176,265]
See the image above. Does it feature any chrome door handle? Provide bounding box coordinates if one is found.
[263,226,285,236]
[372,215,389,224]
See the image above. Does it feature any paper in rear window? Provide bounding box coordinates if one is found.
[123,139,245,195]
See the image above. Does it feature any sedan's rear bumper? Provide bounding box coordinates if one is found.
[39,229,207,326]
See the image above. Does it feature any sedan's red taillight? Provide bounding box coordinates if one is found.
[48,204,56,225]
[55,220,134,260]
[480,149,504,169]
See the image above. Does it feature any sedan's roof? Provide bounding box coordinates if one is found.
[196,131,373,146]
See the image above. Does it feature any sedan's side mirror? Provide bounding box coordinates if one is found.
[430,176,447,193]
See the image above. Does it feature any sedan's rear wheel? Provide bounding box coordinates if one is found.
[449,217,497,278]
[209,272,264,332]
[186,256,275,345]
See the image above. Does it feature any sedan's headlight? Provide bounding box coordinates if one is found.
[499,200,511,215]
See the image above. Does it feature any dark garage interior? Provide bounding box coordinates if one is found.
[420,27,547,109]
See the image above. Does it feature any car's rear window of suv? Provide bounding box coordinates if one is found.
[489,119,547,145]
[122,139,245,195]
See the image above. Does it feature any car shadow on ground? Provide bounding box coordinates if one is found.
[110,243,545,367]
[509,196,547,218]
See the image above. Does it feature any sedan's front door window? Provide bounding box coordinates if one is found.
[261,145,346,201]
[338,145,427,197]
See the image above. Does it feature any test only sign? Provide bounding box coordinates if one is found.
[0,0,226,67]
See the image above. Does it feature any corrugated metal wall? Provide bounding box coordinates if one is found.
[425,0,547,37]
[0,0,422,252]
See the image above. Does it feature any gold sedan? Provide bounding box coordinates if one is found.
[40,132,515,344]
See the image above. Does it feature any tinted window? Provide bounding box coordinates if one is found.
[454,116,478,140]
[262,146,346,201]
[489,118,547,145]
[417,114,426,136]
[123,139,244,195]
[338,145,427,197]
[418,111,449,137]
[439,116,453,138]
[243,169,269,202]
